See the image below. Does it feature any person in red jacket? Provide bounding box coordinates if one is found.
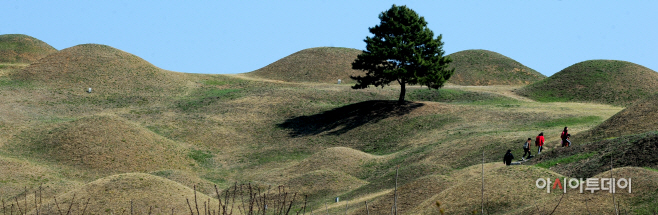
[560,127,571,147]
[536,132,545,154]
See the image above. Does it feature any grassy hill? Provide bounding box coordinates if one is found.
[245,47,363,83]
[531,131,658,178]
[27,173,220,215]
[11,43,188,96]
[287,147,386,176]
[446,49,545,86]
[574,93,658,143]
[0,156,82,201]
[516,60,658,106]
[4,115,192,174]
[2,44,657,214]
[347,164,657,214]
[285,169,368,201]
[0,34,57,64]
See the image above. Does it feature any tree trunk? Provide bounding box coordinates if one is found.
[398,82,406,104]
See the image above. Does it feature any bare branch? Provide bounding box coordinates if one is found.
[80,198,90,215]
[584,198,591,215]
[186,198,194,215]
[65,193,75,215]
[194,185,200,215]
[548,192,565,215]
[611,157,618,215]
[54,196,63,215]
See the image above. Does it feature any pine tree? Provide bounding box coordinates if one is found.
[351,5,454,104]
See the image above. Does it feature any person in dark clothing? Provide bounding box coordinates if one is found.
[561,127,571,147]
[503,149,514,165]
[522,138,532,160]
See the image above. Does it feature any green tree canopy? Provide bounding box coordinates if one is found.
[351,4,454,104]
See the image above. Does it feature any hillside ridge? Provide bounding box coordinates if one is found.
[246,47,363,83]
[517,59,658,106]
[0,34,57,63]
[447,49,545,86]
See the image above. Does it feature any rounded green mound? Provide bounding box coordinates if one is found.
[517,60,658,106]
[0,34,57,63]
[447,49,545,86]
[12,44,186,94]
[246,47,363,83]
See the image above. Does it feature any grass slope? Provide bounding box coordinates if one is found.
[0,34,57,64]
[532,131,658,178]
[11,43,187,95]
[415,164,563,214]
[447,49,545,86]
[287,147,385,176]
[149,169,223,196]
[0,156,82,201]
[285,169,368,202]
[339,164,657,214]
[517,60,658,106]
[350,174,452,215]
[5,115,192,174]
[575,93,658,143]
[26,173,219,215]
[246,47,362,83]
[2,54,653,214]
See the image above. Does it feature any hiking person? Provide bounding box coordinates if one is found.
[536,132,545,154]
[503,149,514,165]
[561,127,571,147]
[522,138,532,160]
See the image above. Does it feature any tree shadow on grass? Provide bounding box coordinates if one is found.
[278,100,424,137]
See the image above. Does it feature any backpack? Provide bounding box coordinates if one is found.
[523,141,529,149]
[535,138,539,146]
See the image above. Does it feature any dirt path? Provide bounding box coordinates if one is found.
[323,189,393,211]
[227,73,289,84]
[444,84,536,102]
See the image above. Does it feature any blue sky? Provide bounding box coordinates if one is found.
[3,1,657,76]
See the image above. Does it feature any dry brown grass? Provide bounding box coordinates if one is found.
[351,174,452,215]
[447,49,545,86]
[11,44,189,96]
[22,173,220,215]
[5,115,192,174]
[531,131,658,181]
[3,49,654,214]
[0,34,57,64]
[408,163,561,214]
[245,47,363,84]
[444,84,535,102]
[284,170,368,200]
[517,60,658,106]
[0,63,29,77]
[399,101,621,169]
[517,166,658,215]
[407,164,657,214]
[0,156,82,201]
[319,164,657,214]
[287,147,386,176]
[318,161,656,214]
[148,169,224,196]
[575,93,658,143]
